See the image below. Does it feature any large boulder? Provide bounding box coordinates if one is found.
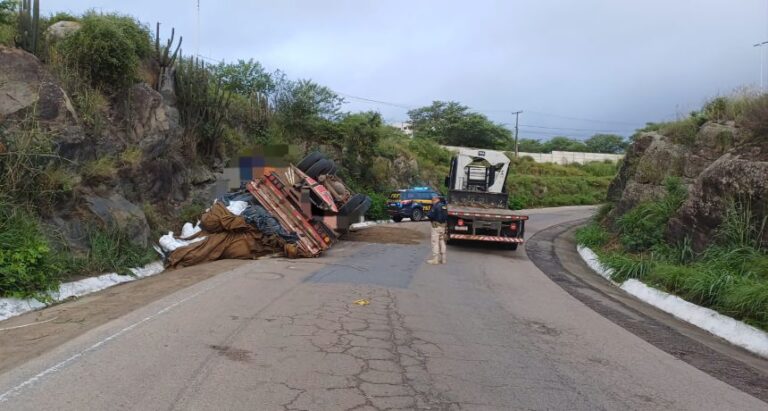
[44,21,82,43]
[80,193,152,247]
[0,46,79,125]
[667,141,768,251]
[608,132,687,217]
[0,46,84,156]
[119,83,181,148]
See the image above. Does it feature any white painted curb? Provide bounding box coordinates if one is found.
[349,219,394,230]
[577,245,768,359]
[0,261,165,323]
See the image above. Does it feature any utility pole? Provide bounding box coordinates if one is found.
[511,110,523,158]
[754,41,768,91]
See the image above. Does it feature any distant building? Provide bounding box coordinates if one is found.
[389,122,413,136]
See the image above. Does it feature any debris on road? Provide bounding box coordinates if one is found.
[353,299,370,306]
[157,153,371,267]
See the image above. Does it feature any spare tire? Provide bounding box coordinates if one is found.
[338,193,366,216]
[306,159,335,179]
[297,152,324,172]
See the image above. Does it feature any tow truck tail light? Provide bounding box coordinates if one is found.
[457,219,465,226]
[510,223,517,231]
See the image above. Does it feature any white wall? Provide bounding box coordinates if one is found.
[517,151,624,165]
[443,146,624,165]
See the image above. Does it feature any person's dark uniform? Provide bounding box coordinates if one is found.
[427,197,448,264]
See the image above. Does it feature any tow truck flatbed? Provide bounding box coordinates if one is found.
[447,205,529,220]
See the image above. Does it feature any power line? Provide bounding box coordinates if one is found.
[519,124,634,133]
[524,110,641,126]
[335,92,414,110]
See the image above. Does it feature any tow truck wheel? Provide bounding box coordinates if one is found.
[392,216,403,223]
[411,208,423,222]
[506,243,518,251]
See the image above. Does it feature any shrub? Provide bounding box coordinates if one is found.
[0,207,62,297]
[661,117,700,146]
[0,114,70,209]
[364,191,389,221]
[616,177,686,252]
[56,12,151,93]
[737,94,768,140]
[575,222,610,248]
[81,157,116,182]
[179,201,207,224]
[76,225,155,276]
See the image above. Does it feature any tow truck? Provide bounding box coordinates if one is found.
[444,147,528,250]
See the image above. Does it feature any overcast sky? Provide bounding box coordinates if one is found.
[56,0,767,140]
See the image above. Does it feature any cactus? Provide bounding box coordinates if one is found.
[175,57,232,161]
[153,22,182,91]
[16,0,40,54]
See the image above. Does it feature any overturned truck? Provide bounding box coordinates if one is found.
[158,152,371,267]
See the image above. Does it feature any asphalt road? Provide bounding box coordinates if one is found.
[0,206,766,410]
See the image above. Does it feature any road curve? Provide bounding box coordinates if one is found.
[0,206,765,410]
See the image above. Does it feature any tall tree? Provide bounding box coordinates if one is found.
[407,101,511,149]
[584,134,628,153]
[210,59,275,96]
[542,136,587,152]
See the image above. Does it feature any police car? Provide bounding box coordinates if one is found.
[386,187,440,222]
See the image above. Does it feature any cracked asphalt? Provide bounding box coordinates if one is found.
[0,206,765,410]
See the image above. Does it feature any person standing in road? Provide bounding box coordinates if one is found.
[427,195,448,264]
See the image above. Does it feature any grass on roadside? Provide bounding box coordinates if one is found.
[0,206,155,298]
[575,193,768,331]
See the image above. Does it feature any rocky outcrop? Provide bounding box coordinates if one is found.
[0,45,217,251]
[668,141,768,250]
[0,46,81,135]
[119,83,181,148]
[609,120,767,251]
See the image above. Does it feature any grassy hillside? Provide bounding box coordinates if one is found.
[506,157,617,209]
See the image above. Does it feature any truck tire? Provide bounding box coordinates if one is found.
[297,152,324,172]
[392,216,403,223]
[338,193,366,216]
[306,159,335,179]
[506,243,518,251]
[411,208,423,222]
[348,196,371,219]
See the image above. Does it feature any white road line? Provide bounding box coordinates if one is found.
[0,316,59,332]
[0,282,219,403]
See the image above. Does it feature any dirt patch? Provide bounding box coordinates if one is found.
[344,225,426,245]
[0,259,248,374]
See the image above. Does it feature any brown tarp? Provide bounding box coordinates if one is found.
[167,203,282,268]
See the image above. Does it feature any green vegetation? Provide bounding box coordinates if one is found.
[407,101,512,149]
[505,158,617,209]
[635,91,768,145]
[516,134,628,154]
[0,208,62,298]
[0,208,155,298]
[56,12,151,93]
[15,0,38,53]
[576,184,768,331]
